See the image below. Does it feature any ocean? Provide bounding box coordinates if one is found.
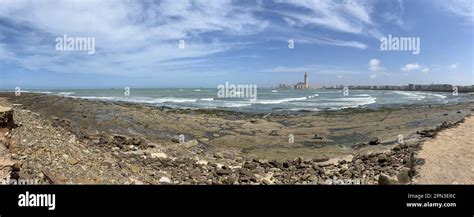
[13,88,472,112]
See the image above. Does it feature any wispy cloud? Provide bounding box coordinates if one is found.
[435,0,474,22]
[265,64,362,75]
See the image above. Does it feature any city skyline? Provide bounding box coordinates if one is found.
[0,0,473,89]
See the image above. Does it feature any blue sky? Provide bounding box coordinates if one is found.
[0,0,473,89]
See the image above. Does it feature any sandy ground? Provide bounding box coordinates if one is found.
[414,116,474,184]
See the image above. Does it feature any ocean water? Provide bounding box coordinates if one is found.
[17,88,472,112]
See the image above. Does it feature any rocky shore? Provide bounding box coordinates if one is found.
[0,93,472,184]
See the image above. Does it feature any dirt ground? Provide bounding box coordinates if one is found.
[414,116,474,184]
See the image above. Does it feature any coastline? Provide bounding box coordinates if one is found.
[0,92,472,184]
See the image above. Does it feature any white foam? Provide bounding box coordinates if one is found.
[428,93,447,98]
[57,92,74,96]
[327,96,377,107]
[393,91,426,100]
[254,96,308,104]
[73,96,116,100]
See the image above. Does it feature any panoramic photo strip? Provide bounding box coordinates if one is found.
[0,0,473,216]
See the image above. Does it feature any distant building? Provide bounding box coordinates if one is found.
[295,72,309,89]
[278,72,311,89]
[279,83,291,89]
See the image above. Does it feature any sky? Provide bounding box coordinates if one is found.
[0,0,473,89]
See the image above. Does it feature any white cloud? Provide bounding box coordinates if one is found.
[368,59,382,72]
[401,63,421,72]
[266,64,361,75]
[0,0,269,76]
[275,0,375,35]
[421,67,429,73]
[436,0,474,22]
[0,0,403,77]
[369,74,376,79]
[450,64,458,69]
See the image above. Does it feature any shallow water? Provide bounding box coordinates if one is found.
[16,88,473,112]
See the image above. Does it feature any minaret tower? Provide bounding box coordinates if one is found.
[304,72,308,88]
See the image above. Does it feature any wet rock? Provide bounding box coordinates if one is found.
[269,130,279,136]
[369,137,379,145]
[313,134,326,140]
[417,129,436,138]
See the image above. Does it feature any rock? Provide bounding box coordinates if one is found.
[369,137,379,145]
[67,157,80,165]
[256,158,269,165]
[159,176,172,184]
[42,170,68,184]
[313,134,326,140]
[182,139,198,148]
[269,130,279,136]
[129,165,140,173]
[110,134,130,148]
[131,138,142,146]
[378,173,398,185]
[214,152,224,159]
[239,169,256,182]
[377,155,388,163]
[397,168,412,184]
[225,176,238,184]
[216,169,231,176]
[0,106,14,129]
[150,152,168,159]
[196,159,208,166]
[312,157,330,163]
[417,129,436,138]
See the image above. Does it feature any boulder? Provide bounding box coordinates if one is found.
[369,137,379,145]
[397,167,412,184]
[150,152,168,159]
[159,176,172,184]
[417,129,436,138]
[378,173,398,185]
[0,107,14,129]
[313,134,326,140]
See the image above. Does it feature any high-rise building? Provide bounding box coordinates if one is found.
[304,72,308,88]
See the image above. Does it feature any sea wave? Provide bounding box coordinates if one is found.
[393,91,426,100]
[56,92,75,96]
[254,96,308,104]
[72,96,116,100]
[327,96,377,108]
